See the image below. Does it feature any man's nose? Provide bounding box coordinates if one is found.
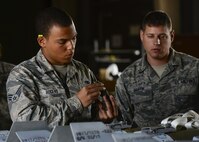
[154,38,160,45]
[65,40,74,49]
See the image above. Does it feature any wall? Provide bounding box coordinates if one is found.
[0,0,199,65]
[0,0,50,64]
[154,0,199,58]
[154,0,180,34]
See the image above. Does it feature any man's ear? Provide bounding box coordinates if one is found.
[140,30,144,42]
[37,35,46,47]
[170,30,175,42]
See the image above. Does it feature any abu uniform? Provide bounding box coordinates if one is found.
[115,48,199,128]
[6,50,98,128]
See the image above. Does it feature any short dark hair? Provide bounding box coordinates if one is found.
[141,10,172,31]
[35,7,73,37]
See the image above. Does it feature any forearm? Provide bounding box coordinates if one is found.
[9,95,84,128]
[7,73,85,127]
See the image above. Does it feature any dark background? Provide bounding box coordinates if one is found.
[0,0,199,77]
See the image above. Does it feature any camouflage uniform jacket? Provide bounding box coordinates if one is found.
[115,48,199,128]
[0,61,15,130]
[6,50,97,128]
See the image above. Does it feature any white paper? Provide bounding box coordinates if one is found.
[193,136,199,141]
[0,130,9,142]
[161,110,199,129]
[161,113,183,126]
[171,117,187,129]
[185,120,199,129]
[152,133,174,142]
[111,132,156,142]
[15,130,51,142]
[182,110,199,119]
[70,122,113,142]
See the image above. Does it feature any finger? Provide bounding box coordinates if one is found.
[88,91,102,100]
[98,102,108,120]
[103,95,114,118]
[86,82,104,89]
[103,95,118,118]
[81,84,103,97]
[78,89,100,105]
[84,87,105,98]
[109,95,118,117]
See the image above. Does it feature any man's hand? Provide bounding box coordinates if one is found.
[98,95,118,123]
[76,82,105,107]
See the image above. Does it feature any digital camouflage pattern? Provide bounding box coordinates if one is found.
[0,61,15,130]
[6,50,98,128]
[115,48,199,128]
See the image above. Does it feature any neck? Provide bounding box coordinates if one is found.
[147,55,169,66]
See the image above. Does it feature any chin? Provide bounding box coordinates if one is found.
[63,58,72,64]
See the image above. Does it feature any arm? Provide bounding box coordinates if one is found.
[6,67,84,128]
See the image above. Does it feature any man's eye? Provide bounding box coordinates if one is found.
[58,41,65,44]
[159,35,167,39]
[147,35,153,38]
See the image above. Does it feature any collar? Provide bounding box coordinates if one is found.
[36,50,77,79]
[138,48,181,72]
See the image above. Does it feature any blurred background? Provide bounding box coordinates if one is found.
[0,0,199,84]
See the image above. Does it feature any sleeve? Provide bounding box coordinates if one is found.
[115,75,135,126]
[6,67,83,128]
